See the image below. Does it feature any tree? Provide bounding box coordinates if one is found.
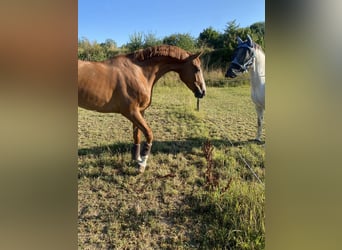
[127,32,144,52]
[143,32,162,48]
[223,20,245,50]
[249,22,265,49]
[100,39,118,58]
[198,27,223,49]
[224,21,265,50]
[100,39,117,50]
[162,33,196,52]
[78,37,106,61]
[126,32,164,52]
[250,22,265,37]
[222,20,253,61]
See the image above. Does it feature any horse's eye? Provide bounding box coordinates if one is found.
[195,67,201,72]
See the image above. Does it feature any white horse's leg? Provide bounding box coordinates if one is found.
[255,106,264,141]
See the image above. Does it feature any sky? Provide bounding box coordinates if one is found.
[78,0,265,47]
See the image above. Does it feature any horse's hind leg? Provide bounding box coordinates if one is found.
[255,106,264,142]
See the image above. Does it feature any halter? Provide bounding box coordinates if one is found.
[231,43,255,72]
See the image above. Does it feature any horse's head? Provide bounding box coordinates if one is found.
[225,34,255,78]
[179,52,206,98]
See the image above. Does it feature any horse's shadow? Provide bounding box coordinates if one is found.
[78,137,263,157]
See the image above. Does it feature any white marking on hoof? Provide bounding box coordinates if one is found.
[137,155,148,173]
[138,164,146,173]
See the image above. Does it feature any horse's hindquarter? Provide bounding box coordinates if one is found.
[78,60,151,113]
[78,61,121,112]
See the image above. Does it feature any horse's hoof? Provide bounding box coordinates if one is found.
[138,164,146,173]
[137,155,148,173]
[254,138,264,144]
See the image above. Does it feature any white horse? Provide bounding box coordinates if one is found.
[225,35,265,141]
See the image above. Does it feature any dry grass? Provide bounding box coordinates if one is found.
[78,84,265,249]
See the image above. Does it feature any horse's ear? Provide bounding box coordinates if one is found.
[188,51,202,60]
[247,34,253,47]
[195,51,203,58]
[237,37,243,44]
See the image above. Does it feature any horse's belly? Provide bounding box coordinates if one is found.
[78,88,120,113]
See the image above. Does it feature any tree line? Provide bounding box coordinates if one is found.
[78,20,264,70]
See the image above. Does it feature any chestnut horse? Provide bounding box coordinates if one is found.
[78,45,206,172]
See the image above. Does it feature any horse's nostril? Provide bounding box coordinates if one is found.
[194,89,204,98]
[198,90,205,98]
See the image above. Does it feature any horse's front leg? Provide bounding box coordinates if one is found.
[255,106,264,142]
[132,124,141,161]
[127,110,153,173]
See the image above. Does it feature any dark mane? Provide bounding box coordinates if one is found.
[130,45,191,61]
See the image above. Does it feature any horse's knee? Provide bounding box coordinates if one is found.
[145,130,153,144]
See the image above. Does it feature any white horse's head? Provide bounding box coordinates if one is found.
[225,35,255,78]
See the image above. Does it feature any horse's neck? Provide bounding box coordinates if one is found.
[141,59,180,85]
[250,49,265,87]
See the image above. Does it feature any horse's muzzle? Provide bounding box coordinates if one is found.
[195,89,205,98]
[225,68,237,78]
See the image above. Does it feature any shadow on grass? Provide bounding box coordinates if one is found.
[78,137,263,157]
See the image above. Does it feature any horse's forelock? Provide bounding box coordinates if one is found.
[238,41,264,56]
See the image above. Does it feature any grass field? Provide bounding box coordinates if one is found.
[78,82,265,249]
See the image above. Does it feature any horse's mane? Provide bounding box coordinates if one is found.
[130,45,191,62]
[253,42,264,54]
